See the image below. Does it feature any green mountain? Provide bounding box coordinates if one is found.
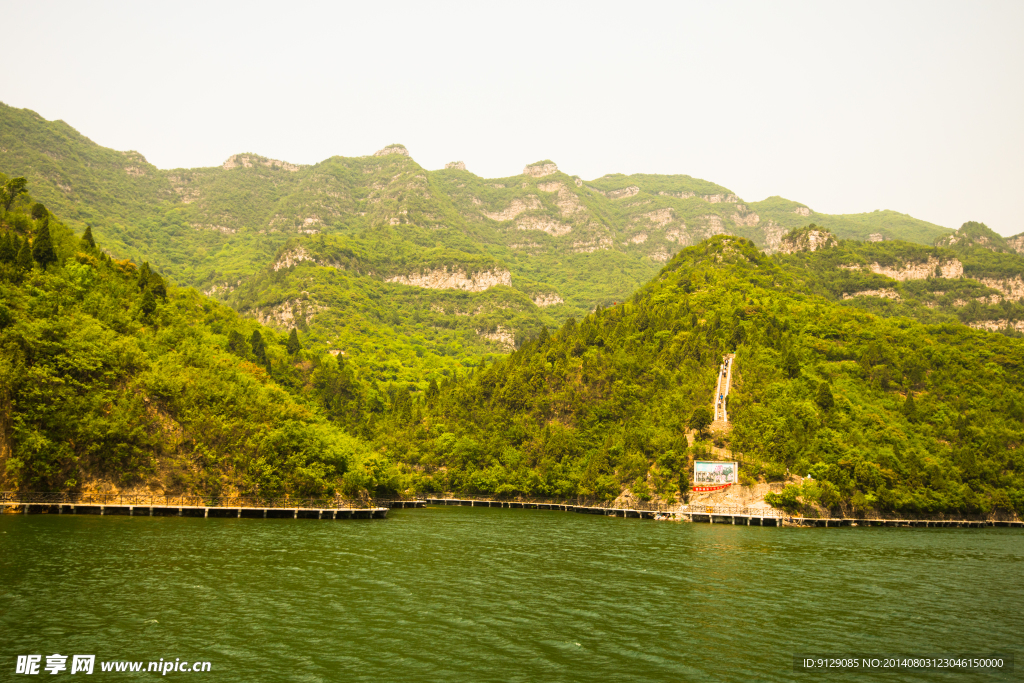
[0,179,391,496]
[4,170,1024,518]
[0,103,957,389]
[382,235,1024,518]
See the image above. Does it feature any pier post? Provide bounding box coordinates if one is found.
[293,509,298,519]
[731,516,735,525]
[263,509,267,518]
[204,508,208,518]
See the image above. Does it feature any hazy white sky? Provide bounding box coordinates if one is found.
[3,1,1023,234]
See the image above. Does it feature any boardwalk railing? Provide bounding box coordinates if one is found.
[421,492,680,512]
[682,504,783,518]
[0,492,385,509]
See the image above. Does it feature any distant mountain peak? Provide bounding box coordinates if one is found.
[524,161,558,178]
[222,153,301,172]
[374,144,409,157]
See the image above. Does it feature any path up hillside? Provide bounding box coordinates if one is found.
[398,235,1024,519]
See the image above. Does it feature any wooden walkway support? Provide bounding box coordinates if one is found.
[419,498,1023,529]
[3,501,389,520]
[423,498,661,519]
[0,493,410,520]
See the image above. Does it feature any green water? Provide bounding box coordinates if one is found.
[1,507,1020,682]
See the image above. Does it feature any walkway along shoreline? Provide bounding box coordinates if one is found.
[420,496,1024,528]
[3,492,1020,528]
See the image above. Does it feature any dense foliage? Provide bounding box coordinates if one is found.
[362,236,1024,518]
[0,182,388,497]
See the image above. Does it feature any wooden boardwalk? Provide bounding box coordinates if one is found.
[424,497,662,519]
[423,498,1023,528]
[0,493,397,520]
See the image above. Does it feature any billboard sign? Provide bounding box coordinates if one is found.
[693,460,738,487]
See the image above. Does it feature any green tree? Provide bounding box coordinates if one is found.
[139,288,157,319]
[250,331,268,365]
[32,220,57,268]
[30,202,48,220]
[783,350,800,379]
[16,238,33,270]
[287,328,301,355]
[1,176,28,212]
[426,378,440,402]
[227,330,246,355]
[903,392,917,420]
[0,233,15,263]
[815,381,834,411]
[688,406,713,437]
[80,225,96,251]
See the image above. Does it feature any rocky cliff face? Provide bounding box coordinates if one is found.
[222,154,301,172]
[842,288,900,301]
[445,161,467,171]
[608,186,640,200]
[515,216,572,236]
[477,325,517,351]
[385,267,512,292]
[532,293,564,307]
[374,145,409,157]
[523,162,558,178]
[484,196,542,222]
[977,276,1024,301]
[777,229,837,254]
[970,319,1024,333]
[254,298,326,329]
[842,257,964,281]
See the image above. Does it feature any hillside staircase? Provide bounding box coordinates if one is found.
[710,354,735,434]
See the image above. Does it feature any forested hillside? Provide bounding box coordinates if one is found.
[0,103,962,388]
[0,177,396,497]
[363,235,1024,518]
[3,170,1024,519]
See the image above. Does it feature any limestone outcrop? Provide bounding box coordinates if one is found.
[977,276,1024,301]
[222,154,301,172]
[515,216,572,236]
[445,161,466,171]
[532,293,564,307]
[477,325,517,351]
[253,299,326,329]
[633,208,674,227]
[842,289,901,301]
[777,229,837,254]
[273,246,318,271]
[608,186,640,200]
[483,196,542,222]
[970,319,1024,333]
[374,145,409,157]
[523,162,558,178]
[385,267,512,292]
[861,257,964,280]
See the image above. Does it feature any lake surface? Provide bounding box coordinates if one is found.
[1,506,1021,682]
